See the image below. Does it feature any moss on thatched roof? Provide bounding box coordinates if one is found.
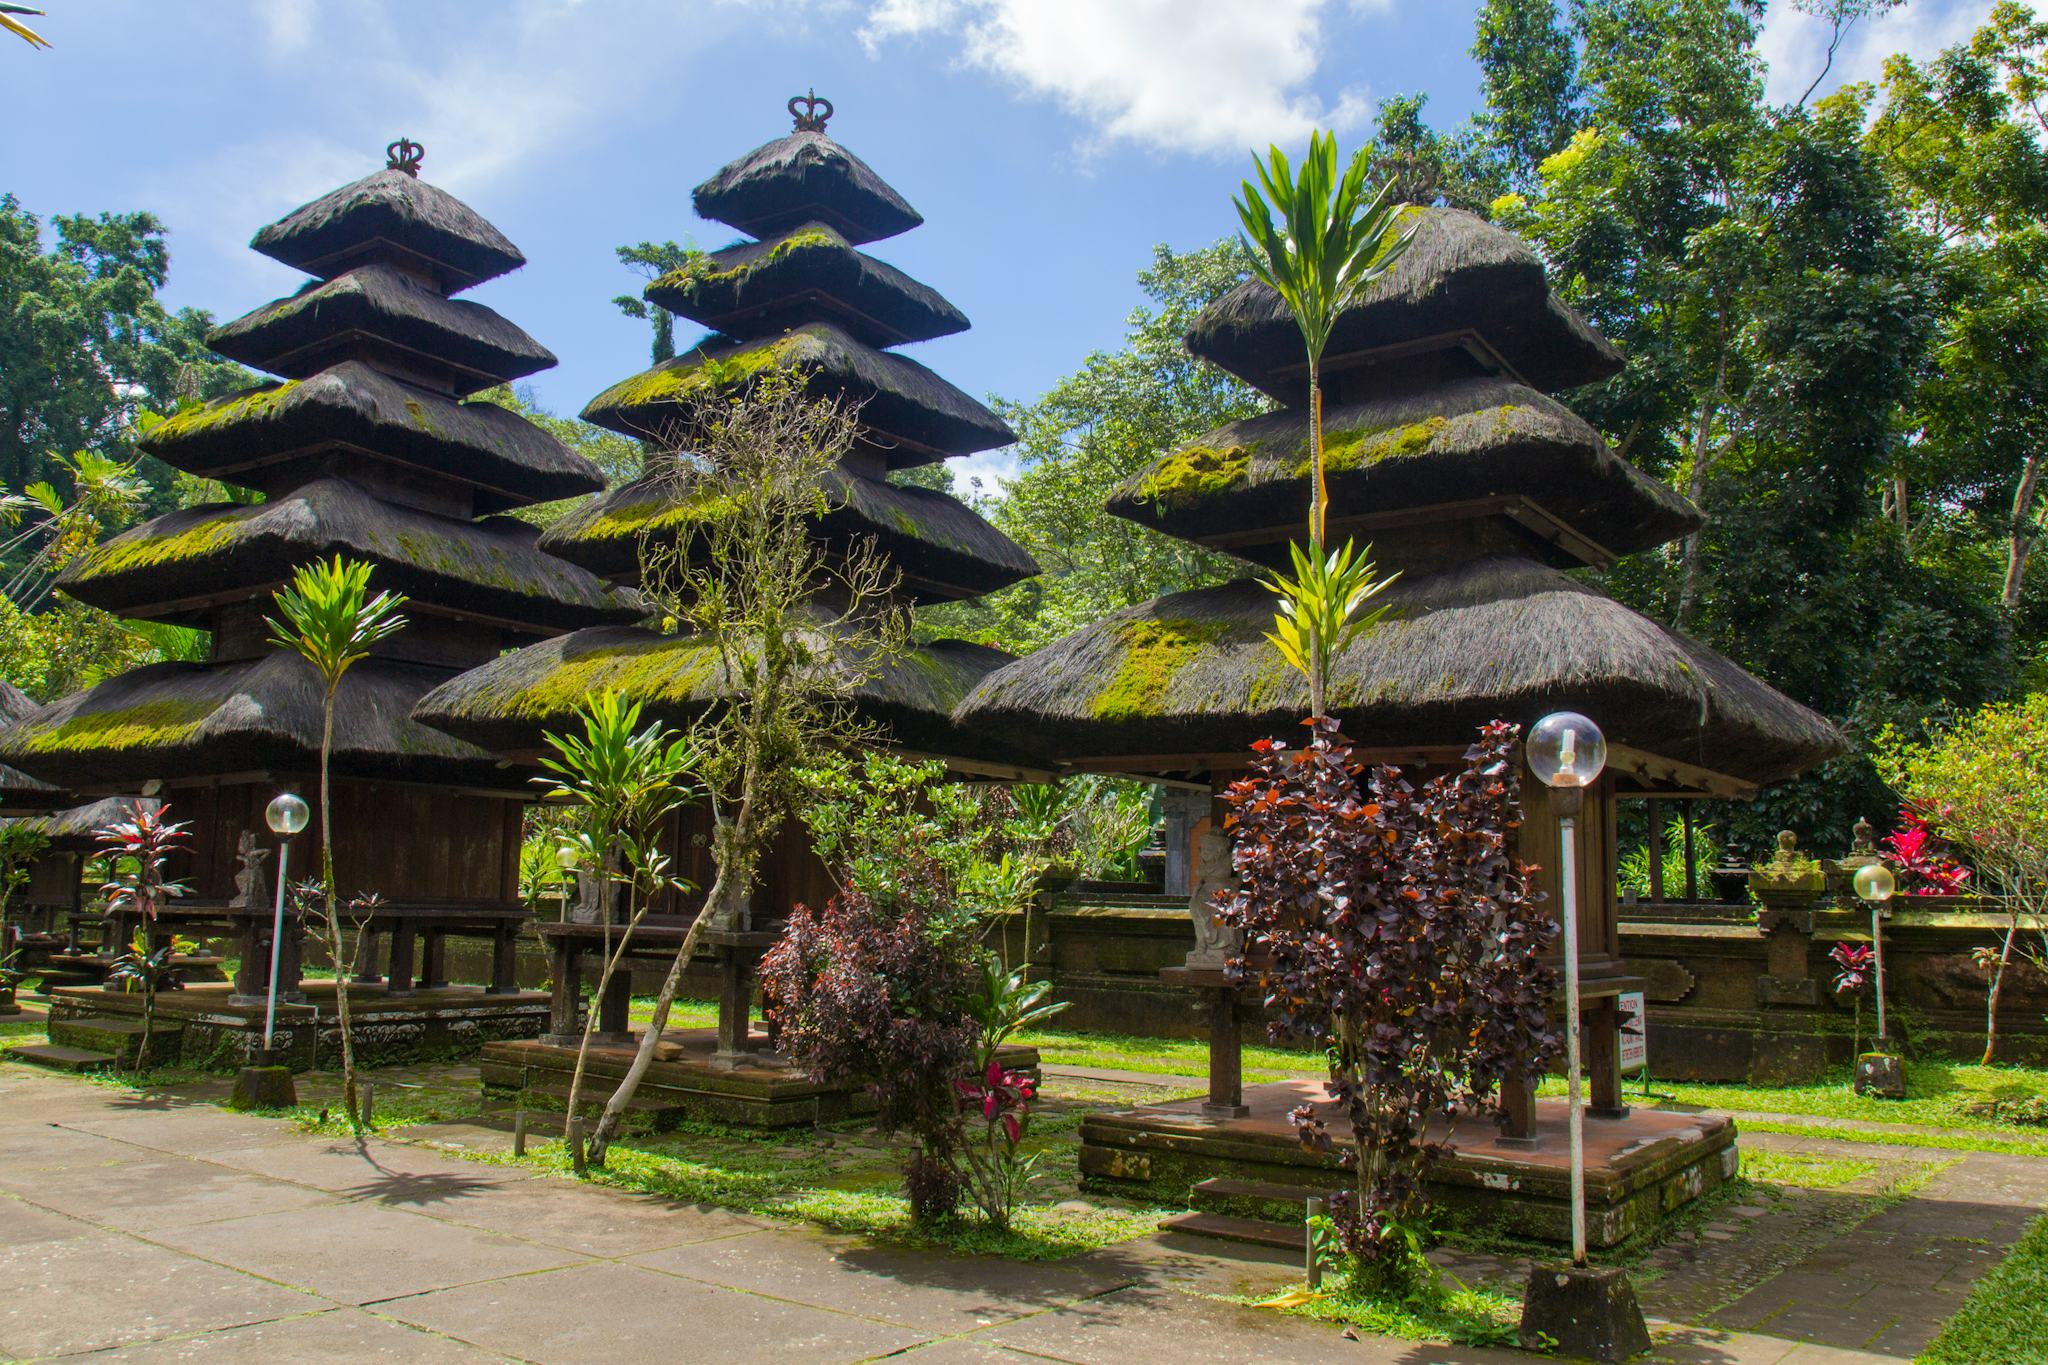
[252,168,525,295]
[1188,208,1622,403]
[954,557,1842,786]
[1110,377,1699,563]
[413,623,1038,770]
[537,464,1036,601]
[0,653,513,791]
[139,362,605,513]
[211,263,555,396]
[11,796,156,851]
[693,131,922,246]
[580,322,1014,465]
[646,221,968,349]
[58,478,640,631]
[0,680,62,812]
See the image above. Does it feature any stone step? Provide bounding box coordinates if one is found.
[49,1017,184,1067]
[1190,1177,1327,1220]
[9,1043,118,1073]
[1159,1210,1306,1251]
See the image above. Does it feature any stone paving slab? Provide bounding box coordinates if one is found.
[146,1200,591,1306]
[79,1307,512,1362]
[0,1193,100,1248]
[0,1230,326,1358]
[417,1171,767,1257]
[630,1224,1141,1333]
[376,1260,929,1362]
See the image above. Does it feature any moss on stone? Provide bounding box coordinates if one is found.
[72,510,255,577]
[592,336,799,414]
[489,641,723,721]
[19,699,213,754]
[654,228,837,293]
[1137,444,1252,509]
[1091,618,1230,722]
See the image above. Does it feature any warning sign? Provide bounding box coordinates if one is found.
[1619,991,1647,1074]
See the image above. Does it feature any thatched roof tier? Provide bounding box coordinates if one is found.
[1188,209,1623,404]
[252,168,525,294]
[646,222,968,349]
[0,680,62,813]
[138,363,604,513]
[953,557,1842,788]
[1108,377,1699,565]
[209,264,555,396]
[10,796,156,851]
[539,466,1035,601]
[0,654,513,792]
[413,625,1041,773]
[57,478,639,632]
[580,322,1014,466]
[693,132,922,246]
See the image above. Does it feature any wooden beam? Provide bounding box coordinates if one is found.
[1605,743,1754,799]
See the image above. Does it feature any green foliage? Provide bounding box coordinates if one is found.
[918,241,1257,653]
[1616,814,1722,899]
[536,689,700,910]
[1260,539,1396,711]
[611,240,698,364]
[266,556,408,694]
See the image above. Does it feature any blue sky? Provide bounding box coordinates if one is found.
[4,0,2007,484]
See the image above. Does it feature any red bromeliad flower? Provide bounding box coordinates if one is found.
[956,1059,1036,1144]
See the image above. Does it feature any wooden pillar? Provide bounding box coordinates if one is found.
[598,969,632,1043]
[1498,1074,1537,1143]
[385,919,416,997]
[1203,986,1249,1118]
[1682,802,1698,903]
[547,939,581,1043]
[714,947,753,1063]
[1587,997,1627,1119]
[419,929,448,990]
[487,922,518,995]
[352,928,383,985]
[1646,798,1664,903]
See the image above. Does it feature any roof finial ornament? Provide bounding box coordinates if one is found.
[385,137,425,177]
[788,89,833,134]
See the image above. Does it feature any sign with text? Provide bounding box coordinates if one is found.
[1619,991,1648,1074]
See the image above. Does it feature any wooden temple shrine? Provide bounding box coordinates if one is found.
[956,206,1844,1246]
[414,95,1044,1125]
[0,140,635,1070]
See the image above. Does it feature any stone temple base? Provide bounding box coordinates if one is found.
[480,1030,1041,1131]
[1079,1079,1737,1248]
[45,982,548,1073]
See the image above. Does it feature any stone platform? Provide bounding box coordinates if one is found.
[1078,1079,1737,1248]
[481,1029,1042,1130]
[44,981,548,1072]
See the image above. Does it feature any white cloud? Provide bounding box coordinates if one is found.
[858,0,1373,156]
[257,0,317,57]
[1759,0,2003,106]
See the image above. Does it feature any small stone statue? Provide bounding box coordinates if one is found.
[1184,828,1240,969]
[228,831,270,910]
[569,868,604,925]
[1850,816,1876,856]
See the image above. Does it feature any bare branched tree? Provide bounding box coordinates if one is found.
[589,372,906,1162]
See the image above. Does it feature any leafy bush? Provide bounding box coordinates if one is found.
[1217,719,1559,1283]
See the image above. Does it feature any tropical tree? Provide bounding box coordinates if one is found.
[611,240,698,365]
[1235,134,1411,716]
[534,690,698,1169]
[266,556,407,1126]
[0,3,48,49]
[588,373,904,1164]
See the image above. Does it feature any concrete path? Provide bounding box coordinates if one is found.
[0,1062,2029,1363]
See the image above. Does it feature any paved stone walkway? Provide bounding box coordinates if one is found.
[0,1061,2039,1363]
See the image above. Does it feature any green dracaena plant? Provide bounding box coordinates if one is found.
[267,555,407,1128]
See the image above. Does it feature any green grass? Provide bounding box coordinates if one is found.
[1018,1024,1318,1084]
[1232,1274,1521,1348]
[1739,1148,1881,1189]
[1918,1213,2048,1364]
[1737,1117,2048,1157]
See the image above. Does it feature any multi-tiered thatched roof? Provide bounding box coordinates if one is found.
[1,142,630,794]
[419,99,1037,772]
[958,207,1841,791]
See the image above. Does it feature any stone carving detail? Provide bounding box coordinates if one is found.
[1642,959,1697,1005]
[570,869,605,925]
[1184,828,1240,969]
[229,831,271,911]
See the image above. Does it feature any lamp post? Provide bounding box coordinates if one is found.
[1527,710,1606,1268]
[1520,712,1650,1363]
[262,793,309,1056]
[1851,861,1906,1098]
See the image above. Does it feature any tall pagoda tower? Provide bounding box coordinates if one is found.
[0,141,635,1012]
[416,96,1040,1070]
[957,209,1842,1232]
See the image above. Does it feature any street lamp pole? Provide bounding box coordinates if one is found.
[262,793,310,1058]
